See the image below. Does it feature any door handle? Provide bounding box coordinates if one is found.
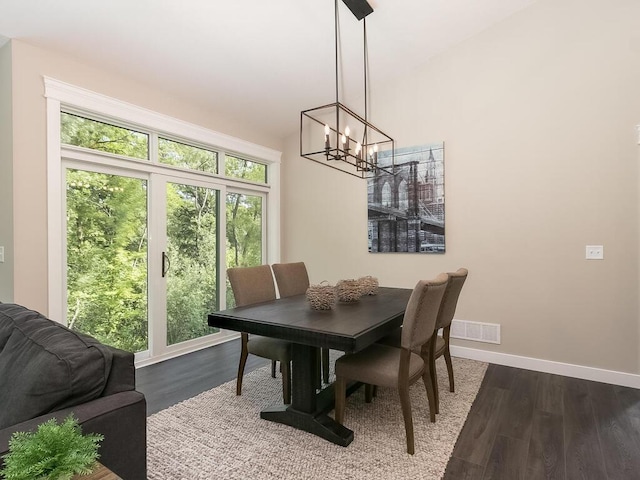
[162,251,171,278]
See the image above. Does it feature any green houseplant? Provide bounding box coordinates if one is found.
[0,415,103,480]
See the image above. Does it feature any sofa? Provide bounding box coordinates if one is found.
[0,303,147,479]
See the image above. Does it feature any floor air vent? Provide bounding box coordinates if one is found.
[450,319,501,344]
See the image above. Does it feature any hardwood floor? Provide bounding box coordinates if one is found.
[136,339,268,414]
[444,364,640,480]
[137,345,640,479]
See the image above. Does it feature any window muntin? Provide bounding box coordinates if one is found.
[61,112,149,160]
[158,137,218,174]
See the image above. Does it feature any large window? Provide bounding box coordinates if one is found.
[47,79,280,365]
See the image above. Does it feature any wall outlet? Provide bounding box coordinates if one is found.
[0,246,4,263]
[585,245,604,260]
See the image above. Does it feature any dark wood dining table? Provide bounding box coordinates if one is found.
[207,286,412,446]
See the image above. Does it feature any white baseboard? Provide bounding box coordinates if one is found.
[451,345,640,389]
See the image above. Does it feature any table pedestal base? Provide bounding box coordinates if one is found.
[260,377,362,446]
[261,406,354,446]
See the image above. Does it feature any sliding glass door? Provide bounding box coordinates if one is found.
[65,168,149,352]
[65,167,231,360]
[165,180,219,346]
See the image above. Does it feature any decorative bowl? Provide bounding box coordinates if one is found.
[358,276,379,296]
[306,282,336,310]
[336,279,362,302]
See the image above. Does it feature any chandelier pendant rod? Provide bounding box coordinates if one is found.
[363,16,368,149]
[334,0,340,149]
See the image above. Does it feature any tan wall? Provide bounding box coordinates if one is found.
[10,40,283,314]
[282,0,640,373]
[0,41,13,302]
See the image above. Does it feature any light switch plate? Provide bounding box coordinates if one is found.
[586,245,604,260]
[0,246,4,263]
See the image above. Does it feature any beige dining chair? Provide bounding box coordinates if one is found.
[334,273,449,455]
[272,261,330,385]
[377,268,468,415]
[227,265,292,404]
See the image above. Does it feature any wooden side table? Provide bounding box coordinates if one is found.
[72,462,122,480]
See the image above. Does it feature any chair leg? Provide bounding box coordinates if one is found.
[237,338,249,396]
[365,384,375,403]
[334,376,347,424]
[281,361,291,404]
[271,360,277,378]
[444,347,455,392]
[322,348,330,384]
[428,337,440,414]
[422,368,437,423]
[398,385,415,455]
[428,354,440,421]
[372,385,378,398]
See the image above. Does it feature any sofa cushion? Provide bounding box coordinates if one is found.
[0,304,113,430]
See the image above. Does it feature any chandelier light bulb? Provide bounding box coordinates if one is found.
[324,124,330,150]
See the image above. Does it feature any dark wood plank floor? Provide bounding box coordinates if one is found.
[444,364,640,480]
[136,339,268,414]
[137,345,640,479]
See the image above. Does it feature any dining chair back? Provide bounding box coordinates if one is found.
[228,264,276,307]
[227,265,292,404]
[272,262,309,297]
[334,273,449,454]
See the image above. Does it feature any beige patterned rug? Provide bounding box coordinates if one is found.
[147,356,487,480]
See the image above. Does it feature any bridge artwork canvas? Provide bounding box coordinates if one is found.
[367,143,445,253]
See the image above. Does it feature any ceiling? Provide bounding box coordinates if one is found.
[0,0,537,140]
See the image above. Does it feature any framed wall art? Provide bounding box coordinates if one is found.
[367,143,445,253]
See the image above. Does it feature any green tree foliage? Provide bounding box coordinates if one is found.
[224,157,264,308]
[61,113,148,159]
[159,138,218,174]
[166,184,218,345]
[66,169,148,352]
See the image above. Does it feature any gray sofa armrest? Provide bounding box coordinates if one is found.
[102,346,135,395]
[0,390,146,480]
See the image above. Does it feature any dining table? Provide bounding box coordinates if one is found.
[207,286,412,447]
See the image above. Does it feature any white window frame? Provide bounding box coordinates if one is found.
[44,76,281,363]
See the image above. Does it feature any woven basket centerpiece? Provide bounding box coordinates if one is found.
[306,282,336,310]
[358,276,379,296]
[336,279,362,303]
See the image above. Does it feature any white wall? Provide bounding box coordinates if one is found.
[0,41,13,302]
[281,0,640,374]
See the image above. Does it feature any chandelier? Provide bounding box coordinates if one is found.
[299,0,395,179]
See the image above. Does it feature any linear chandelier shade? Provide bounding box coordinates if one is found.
[299,0,395,179]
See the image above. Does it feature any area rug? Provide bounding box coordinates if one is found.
[147,356,487,480]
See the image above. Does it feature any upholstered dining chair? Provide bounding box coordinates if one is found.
[272,261,330,384]
[334,273,449,455]
[377,268,468,415]
[227,265,292,404]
